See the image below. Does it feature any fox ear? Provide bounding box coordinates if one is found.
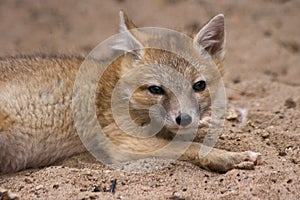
[193,14,225,60]
[112,10,144,58]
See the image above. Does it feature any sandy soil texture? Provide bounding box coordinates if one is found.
[0,0,299,199]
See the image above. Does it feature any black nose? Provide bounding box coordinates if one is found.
[176,113,192,127]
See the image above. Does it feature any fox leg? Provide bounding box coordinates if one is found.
[180,143,262,173]
[104,132,261,173]
[103,125,262,172]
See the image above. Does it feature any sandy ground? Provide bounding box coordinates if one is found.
[0,0,300,199]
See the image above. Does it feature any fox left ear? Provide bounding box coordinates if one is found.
[112,10,144,58]
[193,14,225,61]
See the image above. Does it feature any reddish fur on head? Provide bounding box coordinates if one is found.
[97,12,226,134]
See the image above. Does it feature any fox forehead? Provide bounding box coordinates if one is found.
[136,49,207,83]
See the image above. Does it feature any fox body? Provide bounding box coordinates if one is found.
[0,12,261,174]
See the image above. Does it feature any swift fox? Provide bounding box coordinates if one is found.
[0,11,261,174]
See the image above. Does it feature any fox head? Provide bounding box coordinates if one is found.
[109,11,225,136]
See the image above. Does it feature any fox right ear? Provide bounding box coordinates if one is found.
[112,11,145,58]
[193,14,226,61]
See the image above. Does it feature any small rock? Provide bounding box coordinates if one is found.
[92,186,100,192]
[220,189,228,194]
[291,158,298,164]
[233,76,241,84]
[219,134,227,140]
[35,185,44,190]
[53,184,59,189]
[285,146,293,151]
[173,192,183,198]
[24,172,32,176]
[279,151,287,156]
[247,120,257,129]
[82,169,92,176]
[261,130,270,139]
[148,181,157,187]
[275,111,285,119]
[284,98,296,109]
[88,194,98,200]
[226,108,239,120]
[17,186,24,192]
[141,186,150,191]
[24,178,33,184]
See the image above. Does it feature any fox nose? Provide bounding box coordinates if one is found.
[176,113,192,127]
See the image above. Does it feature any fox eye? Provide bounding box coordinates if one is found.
[193,80,206,92]
[148,85,164,95]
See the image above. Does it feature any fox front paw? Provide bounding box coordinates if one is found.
[199,150,263,173]
[222,150,262,172]
[233,151,263,170]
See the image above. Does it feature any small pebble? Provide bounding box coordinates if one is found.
[92,186,100,192]
[24,178,33,184]
[261,131,270,139]
[35,185,44,190]
[279,151,287,156]
[88,194,98,200]
[226,108,239,120]
[284,98,296,108]
[53,184,59,189]
[149,181,157,187]
[233,77,241,84]
[141,186,151,191]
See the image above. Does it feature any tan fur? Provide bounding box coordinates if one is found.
[0,13,261,174]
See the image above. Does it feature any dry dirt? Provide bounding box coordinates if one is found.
[0,0,300,199]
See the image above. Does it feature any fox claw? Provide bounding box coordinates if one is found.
[233,151,263,170]
[244,151,263,165]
